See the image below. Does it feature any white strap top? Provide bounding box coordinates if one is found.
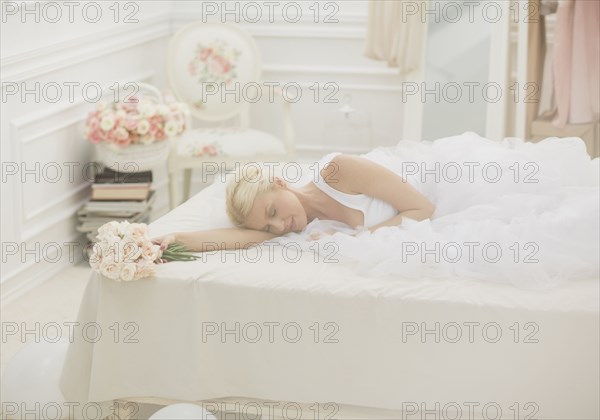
[312,152,399,229]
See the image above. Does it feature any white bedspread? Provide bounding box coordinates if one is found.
[59,133,600,419]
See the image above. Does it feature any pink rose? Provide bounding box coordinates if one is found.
[115,127,129,141]
[88,117,100,130]
[199,47,212,61]
[208,55,231,75]
[125,117,138,131]
[90,130,106,144]
[216,55,231,73]
[106,130,118,144]
[207,56,221,74]
[116,137,132,148]
[203,145,218,156]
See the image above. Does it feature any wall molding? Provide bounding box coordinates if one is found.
[1,14,170,85]
[170,21,366,39]
[262,64,400,77]
[0,231,88,307]
[10,71,155,243]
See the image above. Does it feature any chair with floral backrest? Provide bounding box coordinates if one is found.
[166,21,296,210]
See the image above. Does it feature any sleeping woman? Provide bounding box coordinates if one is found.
[151,152,436,255]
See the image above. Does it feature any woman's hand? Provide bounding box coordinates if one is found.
[151,233,178,264]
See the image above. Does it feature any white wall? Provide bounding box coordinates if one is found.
[0,1,174,302]
[1,1,405,303]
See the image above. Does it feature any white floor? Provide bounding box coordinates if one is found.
[0,255,243,420]
[1,260,90,379]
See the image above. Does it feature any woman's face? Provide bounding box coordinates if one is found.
[244,179,307,235]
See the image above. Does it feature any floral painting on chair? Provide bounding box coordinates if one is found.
[188,39,242,110]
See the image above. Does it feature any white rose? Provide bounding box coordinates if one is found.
[164,120,179,138]
[157,104,169,116]
[100,116,115,131]
[88,246,103,269]
[134,260,156,280]
[100,259,121,280]
[119,263,137,282]
[117,221,131,237]
[101,242,123,263]
[95,236,120,255]
[137,120,150,135]
[121,240,142,263]
[141,242,160,262]
[98,221,120,237]
[139,101,156,118]
[130,223,148,238]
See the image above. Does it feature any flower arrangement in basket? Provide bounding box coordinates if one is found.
[84,93,189,147]
[83,84,191,171]
[89,221,199,282]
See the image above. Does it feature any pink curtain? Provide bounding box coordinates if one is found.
[364,0,428,75]
[549,0,600,128]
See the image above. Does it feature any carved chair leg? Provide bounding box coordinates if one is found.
[169,171,179,210]
[183,168,193,202]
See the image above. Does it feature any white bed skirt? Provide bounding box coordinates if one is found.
[59,247,599,419]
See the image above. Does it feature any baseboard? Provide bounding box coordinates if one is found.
[0,234,87,307]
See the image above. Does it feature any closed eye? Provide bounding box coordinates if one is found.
[265,209,276,232]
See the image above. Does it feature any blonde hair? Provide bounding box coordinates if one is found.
[225,164,276,228]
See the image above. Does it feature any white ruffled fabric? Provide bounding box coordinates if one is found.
[266,132,599,290]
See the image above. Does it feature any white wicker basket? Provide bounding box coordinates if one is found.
[93,82,172,173]
[95,140,170,173]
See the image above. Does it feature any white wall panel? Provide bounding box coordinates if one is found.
[0,1,174,303]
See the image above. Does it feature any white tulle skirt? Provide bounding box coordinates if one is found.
[269,132,600,290]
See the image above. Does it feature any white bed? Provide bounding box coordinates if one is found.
[59,145,600,420]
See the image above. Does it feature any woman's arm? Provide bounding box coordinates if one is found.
[153,228,279,252]
[324,154,436,233]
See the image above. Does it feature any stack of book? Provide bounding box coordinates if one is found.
[77,166,157,243]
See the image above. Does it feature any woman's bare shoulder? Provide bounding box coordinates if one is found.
[320,153,364,194]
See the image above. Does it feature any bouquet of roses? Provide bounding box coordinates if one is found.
[89,221,199,282]
[83,91,190,148]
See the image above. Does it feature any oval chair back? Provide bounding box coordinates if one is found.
[167,22,262,123]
